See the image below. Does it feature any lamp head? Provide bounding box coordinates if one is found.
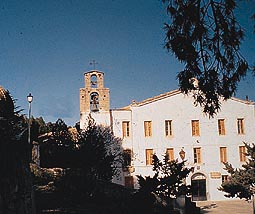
[27,93,33,103]
[179,148,186,161]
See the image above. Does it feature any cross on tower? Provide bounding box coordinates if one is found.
[90,60,98,70]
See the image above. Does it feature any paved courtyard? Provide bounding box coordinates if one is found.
[196,200,253,214]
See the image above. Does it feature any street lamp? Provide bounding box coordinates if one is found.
[27,93,33,144]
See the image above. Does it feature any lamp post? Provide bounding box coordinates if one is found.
[27,93,33,144]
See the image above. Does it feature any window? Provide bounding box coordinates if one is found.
[122,121,130,138]
[124,176,134,188]
[239,146,247,162]
[90,74,98,88]
[146,149,154,165]
[193,148,201,164]
[222,175,228,183]
[123,149,132,167]
[90,92,99,112]
[220,147,227,163]
[165,120,173,136]
[166,148,174,161]
[191,120,200,136]
[218,119,226,135]
[144,121,152,137]
[237,118,244,135]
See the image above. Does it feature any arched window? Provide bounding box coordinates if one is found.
[90,74,98,88]
[90,92,99,112]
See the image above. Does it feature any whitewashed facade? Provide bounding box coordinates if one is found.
[80,70,255,201]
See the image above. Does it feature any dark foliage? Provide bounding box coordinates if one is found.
[135,154,192,213]
[39,119,75,168]
[30,116,52,141]
[33,116,124,213]
[0,90,32,213]
[219,142,255,200]
[75,118,123,182]
[19,116,54,144]
[162,0,254,116]
[38,116,122,182]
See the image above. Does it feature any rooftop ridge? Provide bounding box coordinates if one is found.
[114,89,254,110]
[84,70,104,75]
[230,97,254,105]
[136,89,181,106]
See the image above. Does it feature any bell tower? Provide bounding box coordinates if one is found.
[80,70,110,128]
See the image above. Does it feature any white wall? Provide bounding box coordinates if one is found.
[81,91,255,201]
[80,111,111,129]
[111,92,255,200]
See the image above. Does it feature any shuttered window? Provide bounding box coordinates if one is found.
[218,119,226,135]
[144,121,152,137]
[237,119,244,135]
[239,146,246,162]
[191,120,200,136]
[220,147,227,163]
[222,175,228,183]
[122,121,130,138]
[123,149,132,167]
[165,120,173,136]
[166,148,174,161]
[194,148,201,164]
[146,149,154,165]
[124,176,134,188]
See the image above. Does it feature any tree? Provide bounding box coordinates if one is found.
[76,118,123,182]
[21,116,52,143]
[38,115,123,180]
[219,142,255,213]
[31,116,51,138]
[38,118,75,168]
[134,154,192,213]
[53,117,123,204]
[0,89,32,213]
[162,0,254,116]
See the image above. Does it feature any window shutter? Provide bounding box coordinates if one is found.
[166,148,174,161]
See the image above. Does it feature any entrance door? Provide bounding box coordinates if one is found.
[191,173,207,201]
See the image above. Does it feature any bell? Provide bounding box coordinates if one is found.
[91,102,99,111]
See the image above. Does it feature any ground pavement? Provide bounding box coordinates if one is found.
[196,200,253,214]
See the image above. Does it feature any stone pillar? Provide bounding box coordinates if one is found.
[32,141,40,166]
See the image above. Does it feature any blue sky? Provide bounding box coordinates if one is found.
[1,0,254,126]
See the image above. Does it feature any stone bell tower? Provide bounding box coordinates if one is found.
[80,70,110,129]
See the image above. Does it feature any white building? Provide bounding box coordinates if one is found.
[80,70,255,201]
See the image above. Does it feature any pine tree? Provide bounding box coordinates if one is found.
[0,89,32,213]
[135,153,192,213]
[76,117,123,181]
[219,143,255,213]
[162,0,254,116]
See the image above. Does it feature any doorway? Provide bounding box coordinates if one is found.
[191,173,207,201]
